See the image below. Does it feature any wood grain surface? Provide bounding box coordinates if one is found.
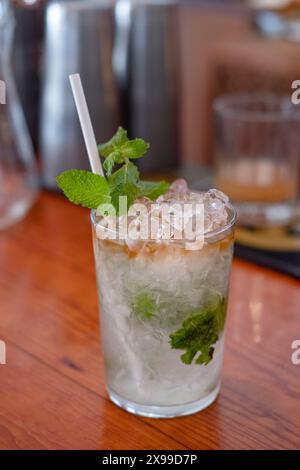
[0,192,299,450]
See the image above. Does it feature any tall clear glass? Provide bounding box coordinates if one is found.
[0,0,38,229]
[214,93,300,227]
[91,200,236,418]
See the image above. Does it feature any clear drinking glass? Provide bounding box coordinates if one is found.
[0,0,38,229]
[91,194,236,418]
[214,93,300,227]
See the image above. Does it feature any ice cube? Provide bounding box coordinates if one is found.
[205,188,229,204]
[169,178,189,194]
[203,188,229,232]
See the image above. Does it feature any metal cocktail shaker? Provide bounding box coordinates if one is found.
[12,0,44,152]
[127,0,180,173]
[40,0,119,188]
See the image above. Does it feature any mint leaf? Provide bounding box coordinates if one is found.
[196,347,214,365]
[108,161,140,214]
[99,127,150,178]
[215,295,227,332]
[169,294,226,366]
[98,127,128,158]
[180,348,198,365]
[57,128,164,213]
[56,170,111,209]
[120,139,149,159]
[103,150,123,177]
[131,291,158,320]
[139,180,170,201]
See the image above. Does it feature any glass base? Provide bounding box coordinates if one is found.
[106,383,221,418]
[0,192,37,230]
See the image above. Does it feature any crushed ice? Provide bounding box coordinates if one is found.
[96,180,230,251]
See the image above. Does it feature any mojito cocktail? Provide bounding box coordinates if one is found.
[57,126,236,418]
[92,184,235,417]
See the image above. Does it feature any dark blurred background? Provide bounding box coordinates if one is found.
[10,0,300,182]
[2,0,300,275]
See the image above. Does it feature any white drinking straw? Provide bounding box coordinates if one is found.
[69,73,104,177]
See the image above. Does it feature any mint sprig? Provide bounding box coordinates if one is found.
[56,127,169,213]
[99,126,149,177]
[130,286,226,366]
[98,126,128,158]
[169,294,226,366]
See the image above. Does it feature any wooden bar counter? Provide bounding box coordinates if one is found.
[0,192,299,449]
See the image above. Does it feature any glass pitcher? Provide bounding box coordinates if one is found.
[0,0,38,229]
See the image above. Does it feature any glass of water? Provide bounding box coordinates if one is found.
[0,0,38,229]
[214,92,300,227]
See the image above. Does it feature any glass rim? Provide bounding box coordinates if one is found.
[213,92,300,122]
[90,196,237,241]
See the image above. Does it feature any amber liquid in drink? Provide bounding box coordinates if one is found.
[215,158,298,203]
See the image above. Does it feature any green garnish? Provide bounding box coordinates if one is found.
[56,127,169,213]
[99,127,149,177]
[169,294,226,366]
[138,180,170,201]
[56,170,111,209]
[108,161,140,214]
[130,287,226,366]
[131,291,158,320]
